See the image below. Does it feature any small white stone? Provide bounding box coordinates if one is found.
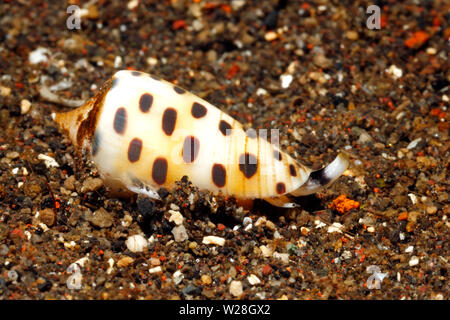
[38,222,49,232]
[341,250,352,260]
[20,99,31,114]
[396,111,406,120]
[170,203,180,210]
[247,274,261,286]
[106,258,114,274]
[173,270,184,285]
[381,152,396,160]
[426,47,437,55]
[11,168,19,175]
[229,280,243,297]
[442,95,449,102]
[23,230,31,241]
[259,245,273,258]
[408,193,418,205]
[286,61,298,74]
[280,74,293,89]
[434,293,443,300]
[38,154,60,168]
[405,246,414,253]
[125,234,148,253]
[255,292,266,299]
[202,236,225,246]
[192,19,204,31]
[407,137,421,150]
[315,219,326,228]
[243,217,252,227]
[121,214,133,227]
[254,217,266,227]
[231,0,245,11]
[328,222,344,233]
[409,256,419,266]
[49,79,73,91]
[64,241,76,249]
[168,210,184,226]
[273,230,282,239]
[29,47,50,64]
[172,225,188,242]
[273,252,289,264]
[149,266,162,274]
[0,85,11,96]
[127,0,139,10]
[114,56,122,68]
[386,65,403,79]
[256,88,268,96]
[264,31,278,41]
[146,57,158,66]
[367,226,375,233]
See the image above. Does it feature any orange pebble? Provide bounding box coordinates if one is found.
[329,195,360,214]
[398,212,408,221]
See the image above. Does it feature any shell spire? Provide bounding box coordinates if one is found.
[52,78,112,153]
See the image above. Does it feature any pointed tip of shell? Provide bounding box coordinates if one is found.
[50,77,113,149]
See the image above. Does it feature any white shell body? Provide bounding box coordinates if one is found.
[53,70,349,205]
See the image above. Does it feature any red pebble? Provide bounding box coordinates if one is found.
[172,20,187,30]
[262,264,272,276]
[404,31,429,48]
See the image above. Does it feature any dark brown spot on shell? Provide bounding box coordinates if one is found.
[173,86,185,94]
[113,107,127,135]
[239,153,258,179]
[139,93,153,113]
[127,138,142,163]
[274,150,282,161]
[212,164,226,188]
[276,182,286,194]
[182,136,200,163]
[152,157,168,185]
[289,164,297,177]
[151,75,160,81]
[162,108,177,136]
[219,120,232,136]
[131,71,142,76]
[191,102,207,118]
